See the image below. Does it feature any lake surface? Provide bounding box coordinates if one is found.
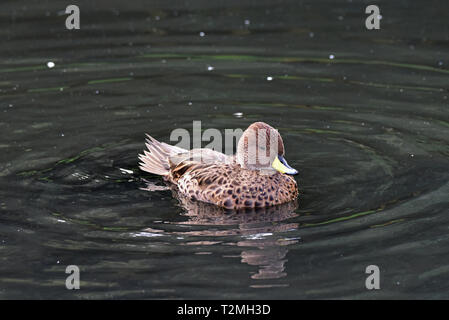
[1,0,448,299]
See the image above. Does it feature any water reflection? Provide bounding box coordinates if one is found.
[142,181,300,280]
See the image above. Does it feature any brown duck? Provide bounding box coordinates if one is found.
[138,122,298,209]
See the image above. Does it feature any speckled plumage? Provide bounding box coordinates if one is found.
[172,162,297,209]
[138,122,299,210]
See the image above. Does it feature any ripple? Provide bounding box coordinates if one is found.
[2,0,449,298]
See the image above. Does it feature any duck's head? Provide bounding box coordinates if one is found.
[236,122,298,175]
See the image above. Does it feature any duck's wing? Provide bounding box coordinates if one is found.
[168,150,230,182]
[169,148,232,167]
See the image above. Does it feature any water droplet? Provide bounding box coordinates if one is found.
[47,61,55,68]
[329,54,335,60]
[244,19,250,25]
[199,31,205,37]
[188,102,192,106]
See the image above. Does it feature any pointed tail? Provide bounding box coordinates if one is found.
[138,134,186,176]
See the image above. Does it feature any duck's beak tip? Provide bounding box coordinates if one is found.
[272,155,299,175]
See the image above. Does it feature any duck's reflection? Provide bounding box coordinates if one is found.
[142,182,300,281]
[242,246,288,280]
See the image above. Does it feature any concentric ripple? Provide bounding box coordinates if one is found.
[1,0,449,299]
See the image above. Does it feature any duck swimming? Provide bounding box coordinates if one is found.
[138,122,298,209]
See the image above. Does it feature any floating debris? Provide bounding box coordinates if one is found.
[233,112,243,118]
[119,168,134,174]
[47,61,55,68]
[266,76,273,81]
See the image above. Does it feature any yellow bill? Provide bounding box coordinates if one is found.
[272,155,298,175]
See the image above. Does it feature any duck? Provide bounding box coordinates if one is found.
[138,122,298,210]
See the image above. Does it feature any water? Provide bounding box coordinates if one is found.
[1,0,449,299]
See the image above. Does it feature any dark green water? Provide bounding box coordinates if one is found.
[1,0,449,299]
